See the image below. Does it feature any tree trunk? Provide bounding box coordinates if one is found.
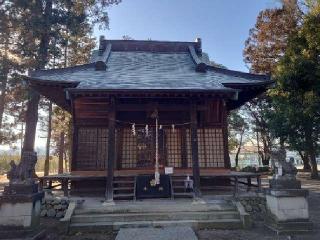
[44,101,52,176]
[298,151,311,172]
[235,147,240,167]
[58,131,65,174]
[256,131,262,166]
[22,89,40,152]
[64,152,68,173]
[261,156,268,166]
[305,127,318,179]
[20,123,24,155]
[0,74,8,132]
[309,152,318,179]
[235,130,244,167]
[22,0,52,154]
[0,39,9,132]
[37,0,52,70]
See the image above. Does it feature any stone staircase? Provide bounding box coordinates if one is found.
[68,200,244,233]
[113,176,136,200]
[113,175,195,200]
[171,176,194,198]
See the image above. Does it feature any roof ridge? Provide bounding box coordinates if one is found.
[99,39,202,53]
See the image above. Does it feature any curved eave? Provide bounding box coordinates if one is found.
[24,76,79,112]
[207,65,271,81]
[225,80,274,110]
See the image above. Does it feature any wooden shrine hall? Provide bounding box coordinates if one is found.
[27,37,272,200]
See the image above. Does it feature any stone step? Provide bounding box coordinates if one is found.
[172,186,186,189]
[113,193,135,200]
[113,180,135,184]
[71,211,240,223]
[113,187,134,191]
[69,218,242,233]
[75,201,236,215]
[173,192,193,198]
[266,220,313,234]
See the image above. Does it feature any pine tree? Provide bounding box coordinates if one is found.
[4,0,121,166]
[0,1,26,144]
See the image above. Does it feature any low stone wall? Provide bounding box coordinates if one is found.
[40,196,69,218]
[239,196,267,221]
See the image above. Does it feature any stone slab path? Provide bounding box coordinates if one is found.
[115,227,198,240]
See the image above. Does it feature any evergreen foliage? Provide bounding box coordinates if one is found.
[269,1,320,178]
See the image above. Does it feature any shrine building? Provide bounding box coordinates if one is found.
[26,37,272,200]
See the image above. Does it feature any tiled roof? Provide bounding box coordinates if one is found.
[29,39,271,91]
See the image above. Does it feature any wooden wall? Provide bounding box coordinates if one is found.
[72,96,228,171]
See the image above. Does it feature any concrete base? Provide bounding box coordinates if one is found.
[265,189,312,234]
[0,192,43,228]
[0,190,44,240]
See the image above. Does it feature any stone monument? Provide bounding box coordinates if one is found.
[265,149,313,234]
[0,151,44,239]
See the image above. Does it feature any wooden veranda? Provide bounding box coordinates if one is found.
[39,169,262,198]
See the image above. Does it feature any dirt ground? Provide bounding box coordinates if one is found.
[197,173,320,240]
[1,173,319,239]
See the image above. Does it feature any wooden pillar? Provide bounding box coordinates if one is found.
[71,125,78,171]
[116,128,123,170]
[106,97,116,201]
[222,100,231,168]
[180,127,188,168]
[70,95,77,172]
[190,103,201,198]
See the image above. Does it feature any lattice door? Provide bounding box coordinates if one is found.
[136,129,154,168]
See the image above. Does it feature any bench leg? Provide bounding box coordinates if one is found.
[233,177,238,197]
[39,179,44,191]
[247,177,252,192]
[62,179,68,197]
[257,176,262,193]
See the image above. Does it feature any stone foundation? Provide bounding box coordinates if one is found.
[40,196,70,218]
[239,196,267,221]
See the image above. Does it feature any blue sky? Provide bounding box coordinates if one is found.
[94,0,280,72]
